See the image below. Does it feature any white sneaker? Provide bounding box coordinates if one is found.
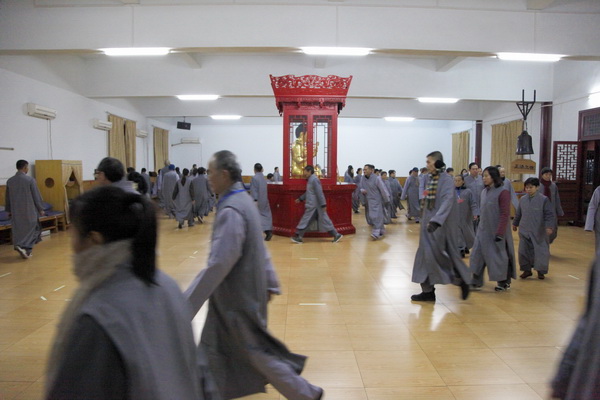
[15,246,30,259]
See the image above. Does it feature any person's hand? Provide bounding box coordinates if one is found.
[361,189,367,194]
[546,228,553,235]
[40,210,45,216]
[495,235,504,242]
[512,225,518,231]
[473,215,478,221]
[295,198,300,203]
[427,222,440,233]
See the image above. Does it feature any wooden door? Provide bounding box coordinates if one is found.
[553,142,581,224]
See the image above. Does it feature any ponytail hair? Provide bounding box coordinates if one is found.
[69,186,157,285]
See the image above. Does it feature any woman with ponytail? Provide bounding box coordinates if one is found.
[173,168,195,229]
[45,186,206,400]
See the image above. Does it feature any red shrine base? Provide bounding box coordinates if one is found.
[268,183,356,237]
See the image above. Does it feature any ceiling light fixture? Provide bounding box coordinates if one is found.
[101,47,171,56]
[497,52,564,62]
[384,117,415,122]
[211,115,242,120]
[417,97,459,103]
[176,95,219,101]
[300,47,371,56]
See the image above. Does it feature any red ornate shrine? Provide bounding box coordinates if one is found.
[268,74,356,237]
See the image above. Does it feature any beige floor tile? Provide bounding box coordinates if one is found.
[365,387,455,400]
[284,324,353,351]
[346,324,418,351]
[340,305,405,325]
[449,384,542,400]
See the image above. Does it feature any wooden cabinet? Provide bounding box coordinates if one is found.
[35,160,84,222]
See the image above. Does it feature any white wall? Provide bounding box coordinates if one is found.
[0,67,163,184]
[165,117,464,177]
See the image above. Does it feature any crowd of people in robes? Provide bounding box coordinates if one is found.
[6,148,600,399]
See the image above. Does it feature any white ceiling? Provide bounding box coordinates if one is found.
[1,0,600,125]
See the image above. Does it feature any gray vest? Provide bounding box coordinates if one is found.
[80,267,202,400]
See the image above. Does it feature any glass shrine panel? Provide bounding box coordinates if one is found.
[312,115,332,179]
[288,115,308,179]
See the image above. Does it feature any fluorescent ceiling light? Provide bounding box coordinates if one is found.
[497,52,564,62]
[300,47,371,56]
[384,117,415,122]
[176,94,219,101]
[101,47,171,56]
[417,97,459,104]
[211,115,242,120]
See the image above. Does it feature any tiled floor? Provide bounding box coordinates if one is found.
[0,207,593,400]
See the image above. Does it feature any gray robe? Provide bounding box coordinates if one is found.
[250,172,273,231]
[173,177,194,224]
[544,181,564,243]
[161,170,179,217]
[401,175,420,220]
[389,178,404,211]
[273,171,282,182]
[411,172,471,286]
[470,186,516,284]
[584,185,600,252]
[111,178,137,193]
[191,174,213,218]
[360,174,390,236]
[343,171,353,184]
[455,187,479,250]
[383,179,395,221]
[418,173,427,200]
[464,174,484,206]
[502,178,519,211]
[296,174,335,233]
[513,192,555,274]
[157,165,171,207]
[352,174,363,211]
[5,171,44,250]
[141,172,152,197]
[552,256,600,399]
[185,182,320,400]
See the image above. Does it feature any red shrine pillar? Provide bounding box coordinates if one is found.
[268,74,356,237]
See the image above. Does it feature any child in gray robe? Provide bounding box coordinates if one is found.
[513,177,555,280]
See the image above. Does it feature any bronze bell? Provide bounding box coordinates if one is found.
[516,130,534,155]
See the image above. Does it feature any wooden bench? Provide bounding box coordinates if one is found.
[0,212,66,244]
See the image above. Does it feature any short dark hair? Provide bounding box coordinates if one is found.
[541,167,553,175]
[16,160,28,170]
[411,167,419,173]
[365,164,375,170]
[356,168,362,173]
[212,150,242,182]
[348,165,353,171]
[97,157,125,183]
[254,163,263,172]
[427,151,444,163]
[304,165,315,174]
[141,168,147,173]
[524,177,540,187]
[483,166,502,188]
[266,173,274,180]
[198,167,206,174]
[469,162,479,170]
[446,168,454,173]
[70,186,157,285]
[454,174,464,181]
[389,170,395,175]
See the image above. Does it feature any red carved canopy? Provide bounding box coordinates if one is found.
[270,74,352,114]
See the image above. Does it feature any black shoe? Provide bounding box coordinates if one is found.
[15,246,29,259]
[415,220,420,224]
[520,270,533,279]
[411,290,436,302]
[291,236,303,244]
[464,248,470,255]
[178,222,183,229]
[460,281,470,300]
[537,271,545,280]
[495,281,511,291]
[460,249,466,258]
[332,234,343,243]
[470,284,482,291]
[265,231,273,241]
[354,210,360,214]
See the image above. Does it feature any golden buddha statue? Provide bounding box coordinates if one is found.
[291,124,320,177]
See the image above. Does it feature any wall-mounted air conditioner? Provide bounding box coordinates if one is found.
[181,137,200,144]
[93,119,113,131]
[26,103,57,120]
[136,129,148,138]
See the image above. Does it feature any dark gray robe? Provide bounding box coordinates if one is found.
[185,182,320,400]
[383,179,395,220]
[513,192,555,274]
[250,172,273,231]
[418,173,427,200]
[141,172,152,197]
[401,175,420,220]
[191,174,213,218]
[296,174,335,233]
[411,172,470,285]
[584,185,600,252]
[360,173,390,236]
[273,171,282,182]
[352,174,363,211]
[470,186,516,284]
[157,165,171,208]
[389,178,404,211]
[5,171,44,250]
[552,256,600,400]
[161,171,179,218]
[455,187,479,250]
[544,181,564,243]
[111,178,137,193]
[173,177,194,225]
